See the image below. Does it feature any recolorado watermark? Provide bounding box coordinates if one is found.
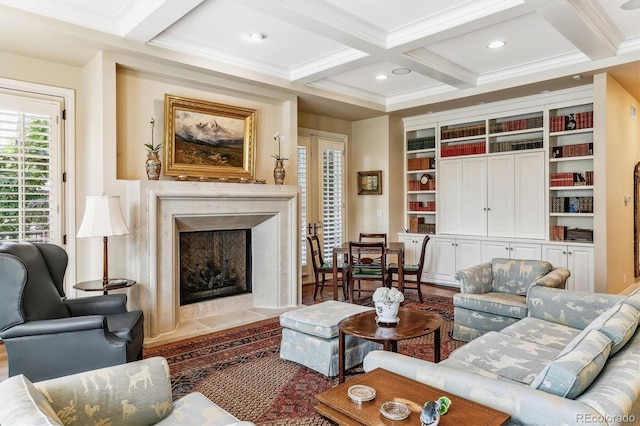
[576,414,636,424]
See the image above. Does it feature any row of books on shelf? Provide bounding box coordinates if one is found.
[408,179,436,191]
[441,124,485,140]
[551,226,594,242]
[407,157,435,171]
[551,142,593,158]
[550,171,594,187]
[549,111,593,132]
[551,196,593,213]
[489,116,543,133]
[408,217,436,234]
[489,137,543,153]
[407,136,436,151]
[408,201,436,211]
[441,142,486,157]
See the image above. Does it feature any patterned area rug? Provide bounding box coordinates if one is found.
[144,294,464,425]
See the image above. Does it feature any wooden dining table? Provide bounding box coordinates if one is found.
[332,241,404,302]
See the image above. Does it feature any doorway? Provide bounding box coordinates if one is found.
[298,131,347,281]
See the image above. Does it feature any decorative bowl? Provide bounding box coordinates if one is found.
[380,401,410,420]
[347,385,376,403]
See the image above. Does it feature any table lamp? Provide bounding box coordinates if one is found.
[77,195,129,287]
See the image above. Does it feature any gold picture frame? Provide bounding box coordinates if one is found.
[357,170,382,195]
[164,94,257,179]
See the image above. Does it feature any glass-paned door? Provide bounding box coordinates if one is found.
[298,134,346,280]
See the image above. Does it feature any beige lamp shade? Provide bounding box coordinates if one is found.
[77,195,129,238]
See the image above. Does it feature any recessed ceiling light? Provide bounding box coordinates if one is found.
[621,0,640,10]
[392,68,411,75]
[376,74,389,80]
[249,33,267,41]
[540,89,551,94]
[487,41,506,49]
[573,74,582,80]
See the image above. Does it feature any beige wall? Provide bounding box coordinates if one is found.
[1,50,299,290]
[0,51,82,89]
[349,116,403,242]
[298,111,352,140]
[594,73,640,293]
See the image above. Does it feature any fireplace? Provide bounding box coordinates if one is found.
[179,229,252,305]
[127,180,300,347]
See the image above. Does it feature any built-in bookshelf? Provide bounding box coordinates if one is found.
[548,103,594,243]
[405,126,436,234]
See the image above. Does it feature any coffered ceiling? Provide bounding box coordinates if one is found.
[1,0,638,120]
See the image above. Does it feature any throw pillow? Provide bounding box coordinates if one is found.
[584,302,640,355]
[0,374,63,426]
[531,329,612,399]
[622,287,640,311]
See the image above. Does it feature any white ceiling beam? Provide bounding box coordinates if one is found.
[401,48,477,89]
[533,0,624,60]
[123,0,204,43]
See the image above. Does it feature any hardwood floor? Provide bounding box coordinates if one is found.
[0,281,457,383]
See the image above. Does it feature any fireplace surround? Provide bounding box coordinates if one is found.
[127,181,300,347]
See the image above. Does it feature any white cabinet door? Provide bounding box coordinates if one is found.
[541,244,569,269]
[398,234,429,266]
[430,237,456,282]
[438,160,463,234]
[456,239,482,271]
[487,155,514,237]
[482,240,509,263]
[510,242,541,260]
[514,152,545,239]
[462,158,487,236]
[568,246,594,292]
[542,244,593,292]
[398,234,418,265]
[484,240,541,262]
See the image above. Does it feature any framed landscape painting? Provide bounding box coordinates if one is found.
[164,94,256,179]
[357,170,382,195]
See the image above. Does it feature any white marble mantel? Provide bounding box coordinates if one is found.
[126,180,300,347]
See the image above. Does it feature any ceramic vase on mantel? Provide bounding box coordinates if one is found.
[375,301,400,324]
[146,151,161,180]
[274,160,285,185]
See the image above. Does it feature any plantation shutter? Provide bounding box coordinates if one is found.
[0,93,62,243]
[321,146,343,260]
[297,145,308,266]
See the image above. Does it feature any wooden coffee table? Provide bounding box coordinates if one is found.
[338,307,442,383]
[316,368,510,426]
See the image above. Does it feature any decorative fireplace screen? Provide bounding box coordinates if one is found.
[179,229,251,305]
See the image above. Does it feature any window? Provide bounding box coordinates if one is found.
[0,93,63,243]
[297,145,308,266]
[321,145,344,260]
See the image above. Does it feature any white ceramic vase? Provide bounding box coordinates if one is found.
[375,301,400,323]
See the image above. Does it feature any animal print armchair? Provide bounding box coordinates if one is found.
[451,258,570,342]
[0,356,256,426]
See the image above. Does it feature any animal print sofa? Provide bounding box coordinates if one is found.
[0,356,255,426]
[364,285,640,425]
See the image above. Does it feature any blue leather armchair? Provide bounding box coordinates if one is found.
[0,242,144,381]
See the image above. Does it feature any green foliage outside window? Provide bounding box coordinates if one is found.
[0,118,52,241]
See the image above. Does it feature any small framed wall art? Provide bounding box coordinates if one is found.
[357,170,382,195]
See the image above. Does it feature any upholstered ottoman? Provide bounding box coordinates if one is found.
[279,301,381,376]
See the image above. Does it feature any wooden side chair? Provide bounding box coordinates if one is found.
[348,241,387,301]
[307,235,347,300]
[388,236,430,302]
